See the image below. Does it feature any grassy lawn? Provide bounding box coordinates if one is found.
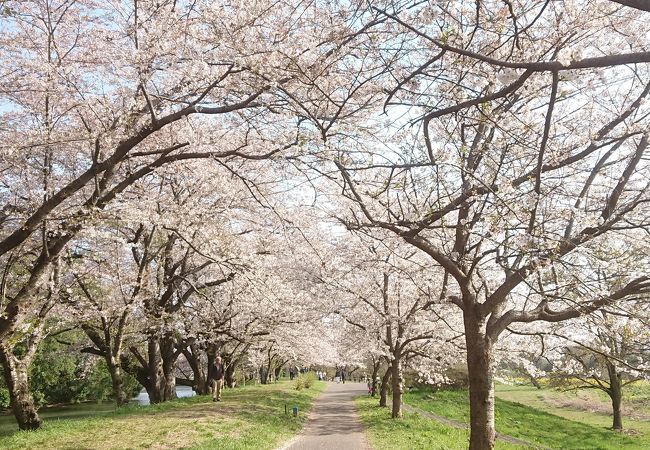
[0,380,326,450]
[404,388,648,450]
[495,383,650,435]
[356,396,525,450]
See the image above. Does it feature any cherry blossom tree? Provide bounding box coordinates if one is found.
[547,303,650,430]
[318,1,650,448]
[0,0,381,429]
[322,233,456,418]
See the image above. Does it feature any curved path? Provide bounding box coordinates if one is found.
[281,382,371,450]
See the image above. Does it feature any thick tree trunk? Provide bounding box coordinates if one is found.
[379,368,391,407]
[607,362,623,430]
[0,346,41,430]
[142,335,177,404]
[465,314,496,450]
[161,335,177,401]
[260,366,269,384]
[144,339,164,403]
[390,355,403,418]
[107,357,128,406]
[206,350,216,387]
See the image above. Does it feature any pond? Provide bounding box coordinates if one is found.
[131,386,196,406]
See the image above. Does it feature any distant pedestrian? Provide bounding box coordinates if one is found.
[212,356,225,402]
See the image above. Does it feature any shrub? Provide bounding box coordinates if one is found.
[302,372,317,388]
[294,372,317,390]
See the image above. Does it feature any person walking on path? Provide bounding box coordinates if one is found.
[211,356,225,402]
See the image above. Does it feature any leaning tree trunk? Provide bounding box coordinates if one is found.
[465,314,496,450]
[81,322,130,405]
[379,368,391,407]
[224,358,238,388]
[0,345,41,430]
[607,362,623,430]
[391,354,403,418]
[181,343,209,395]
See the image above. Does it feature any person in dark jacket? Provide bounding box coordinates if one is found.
[212,356,225,402]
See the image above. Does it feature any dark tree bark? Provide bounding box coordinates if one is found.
[221,345,246,388]
[260,366,269,384]
[152,334,177,403]
[370,357,380,397]
[82,319,130,406]
[224,361,237,388]
[607,362,624,430]
[129,333,179,404]
[465,314,496,450]
[181,342,210,395]
[390,354,403,418]
[379,367,391,407]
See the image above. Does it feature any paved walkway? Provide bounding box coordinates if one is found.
[282,382,371,450]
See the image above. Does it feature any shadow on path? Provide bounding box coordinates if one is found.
[282,382,370,450]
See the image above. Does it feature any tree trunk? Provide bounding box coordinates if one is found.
[465,314,496,450]
[160,334,177,401]
[81,322,130,405]
[107,357,128,406]
[607,362,623,430]
[265,354,274,383]
[224,360,237,388]
[528,374,541,390]
[260,366,269,384]
[141,335,177,404]
[0,345,41,430]
[390,354,403,418]
[379,368,391,407]
[181,343,209,395]
[144,338,164,403]
[370,360,380,397]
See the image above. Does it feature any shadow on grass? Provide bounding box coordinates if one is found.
[0,381,322,441]
[405,389,646,450]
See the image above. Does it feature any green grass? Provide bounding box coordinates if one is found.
[356,396,525,449]
[494,384,650,445]
[0,381,326,450]
[404,388,648,450]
